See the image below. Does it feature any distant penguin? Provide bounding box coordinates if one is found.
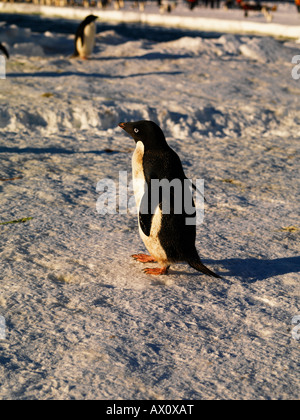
[73,15,98,59]
[119,120,221,278]
[0,43,9,59]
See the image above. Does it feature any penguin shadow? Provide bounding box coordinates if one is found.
[92,51,191,62]
[8,70,182,79]
[153,255,300,284]
[0,146,123,155]
[204,255,300,283]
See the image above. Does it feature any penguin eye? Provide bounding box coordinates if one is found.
[134,128,139,134]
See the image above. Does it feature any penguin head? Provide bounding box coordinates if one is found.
[119,120,169,150]
[83,15,98,24]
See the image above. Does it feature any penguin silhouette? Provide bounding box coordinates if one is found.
[73,15,98,59]
[119,120,221,278]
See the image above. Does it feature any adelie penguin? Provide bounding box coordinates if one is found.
[73,15,98,60]
[119,120,220,278]
[0,43,9,60]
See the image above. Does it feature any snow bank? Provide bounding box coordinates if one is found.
[239,36,298,62]
[0,24,299,136]
[1,2,300,39]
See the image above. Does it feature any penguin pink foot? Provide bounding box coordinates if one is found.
[143,267,169,276]
[132,254,156,263]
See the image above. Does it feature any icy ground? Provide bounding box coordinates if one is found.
[0,14,299,399]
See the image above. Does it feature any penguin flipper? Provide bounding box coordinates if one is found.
[188,258,221,278]
[139,191,154,237]
[74,22,85,57]
[80,32,85,47]
[139,177,170,237]
[0,43,9,59]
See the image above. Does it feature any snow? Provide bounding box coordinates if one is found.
[0,5,299,400]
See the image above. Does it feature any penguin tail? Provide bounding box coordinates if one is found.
[188,258,221,279]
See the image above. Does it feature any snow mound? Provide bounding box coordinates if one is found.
[239,37,298,63]
[217,34,243,55]
[162,36,204,51]
[1,24,32,44]
[0,24,72,57]
[12,42,45,57]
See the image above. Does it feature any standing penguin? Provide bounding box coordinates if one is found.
[73,15,98,59]
[119,120,220,278]
[0,43,9,59]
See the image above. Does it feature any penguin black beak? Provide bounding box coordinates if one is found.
[118,122,126,130]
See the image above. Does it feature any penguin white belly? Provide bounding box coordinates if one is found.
[132,141,145,210]
[132,142,168,265]
[76,22,96,58]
